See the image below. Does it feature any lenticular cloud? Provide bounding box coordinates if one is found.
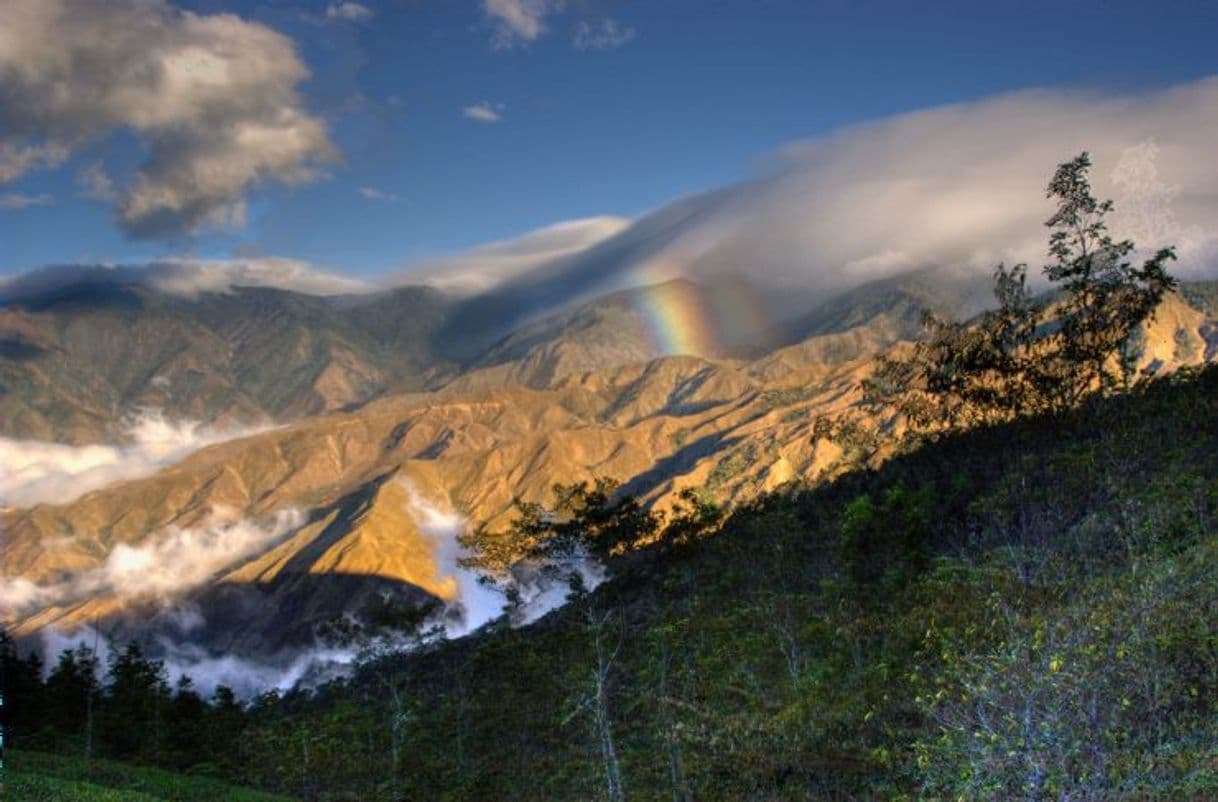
[460,77,1218,332]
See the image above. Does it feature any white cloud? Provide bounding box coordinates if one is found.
[399,479,603,635]
[1,508,302,617]
[0,191,52,209]
[13,481,595,700]
[146,257,372,296]
[0,258,371,303]
[77,162,115,201]
[463,101,504,123]
[325,2,373,22]
[0,0,336,238]
[483,0,564,49]
[0,409,271,508]
[521,77,1218,318]
[359,186,399,203]
[40,621,402,700]
[573,19,635,51]
[0,141,69,183]
[405,215,629,293]
[400,480,504,637]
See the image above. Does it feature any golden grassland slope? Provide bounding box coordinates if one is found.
[2,288,1215,641]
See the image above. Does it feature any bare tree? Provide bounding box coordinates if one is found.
[565,607,628,802]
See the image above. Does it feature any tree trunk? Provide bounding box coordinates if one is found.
[589,610,627,802]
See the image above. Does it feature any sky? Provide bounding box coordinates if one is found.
[1,0,1217,281]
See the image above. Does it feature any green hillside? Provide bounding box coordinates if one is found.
[4,751,296,802]
[196,365,1218,800]
[8,366,1217,800]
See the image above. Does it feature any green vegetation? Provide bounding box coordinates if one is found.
[234,366,1214,800]
[2,637,251,781]
[7,366,1218,799]
[4,751,295,801]
[869,152,1177,431]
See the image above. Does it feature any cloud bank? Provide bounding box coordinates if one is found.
[400,480,505,636]
[408,215,629,293]
[400,479,604,634]
[142,258,370,297]
[627,79,1218,292]
[0,409,269,508]
[39,621,410,700]
[0,0,335,238]
[14,482,600,700]
[2,508,302,617]
[0,258,370,304]
[451,77,1218,336]
[4,78,1217,345]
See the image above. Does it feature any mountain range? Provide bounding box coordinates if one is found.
[3,264,1217,672]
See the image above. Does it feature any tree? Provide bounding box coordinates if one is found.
[101,640,170,760]
[838,483,933,588]
[657,488,724,550]
[200,684,247,772]
[0,630,45,750]
[868,152,1177,433]
[1043,152,1177,401]
[166,675,206,769]
[563,603,629,802]
[44,644,100,753]
[459,478,662,578]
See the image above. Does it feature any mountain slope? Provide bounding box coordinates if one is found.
[0,281,455,444]
[5,284,1216,658]
[185,364,1218,800]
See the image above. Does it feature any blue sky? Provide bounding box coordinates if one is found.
[2,0,1216,279]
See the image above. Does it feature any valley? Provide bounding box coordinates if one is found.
[3,270,1216,678]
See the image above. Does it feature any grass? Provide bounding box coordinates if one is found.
[5,751,298,802]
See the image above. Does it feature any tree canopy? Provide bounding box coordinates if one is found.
[868,152,1177,432]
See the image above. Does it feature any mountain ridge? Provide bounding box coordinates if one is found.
[5,278,1216,659]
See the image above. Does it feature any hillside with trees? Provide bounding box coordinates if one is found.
[9,361,1216,800]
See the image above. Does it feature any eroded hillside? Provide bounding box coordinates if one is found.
[4,280,1216,656]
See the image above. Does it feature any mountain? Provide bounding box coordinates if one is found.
[224,361,1218,800]
[17,354,1218,801]
[0,278,457,444]
[0,348,846,649]
[4,277,1217,660]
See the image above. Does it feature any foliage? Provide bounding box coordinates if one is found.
[838,482,933,587]
[868,152,1178,432]
[1045,153,1178,399]
[4,750,296,801]
[458,477,718,577]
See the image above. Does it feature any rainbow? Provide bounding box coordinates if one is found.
[637,276,721,356]
[633,257,771,357]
